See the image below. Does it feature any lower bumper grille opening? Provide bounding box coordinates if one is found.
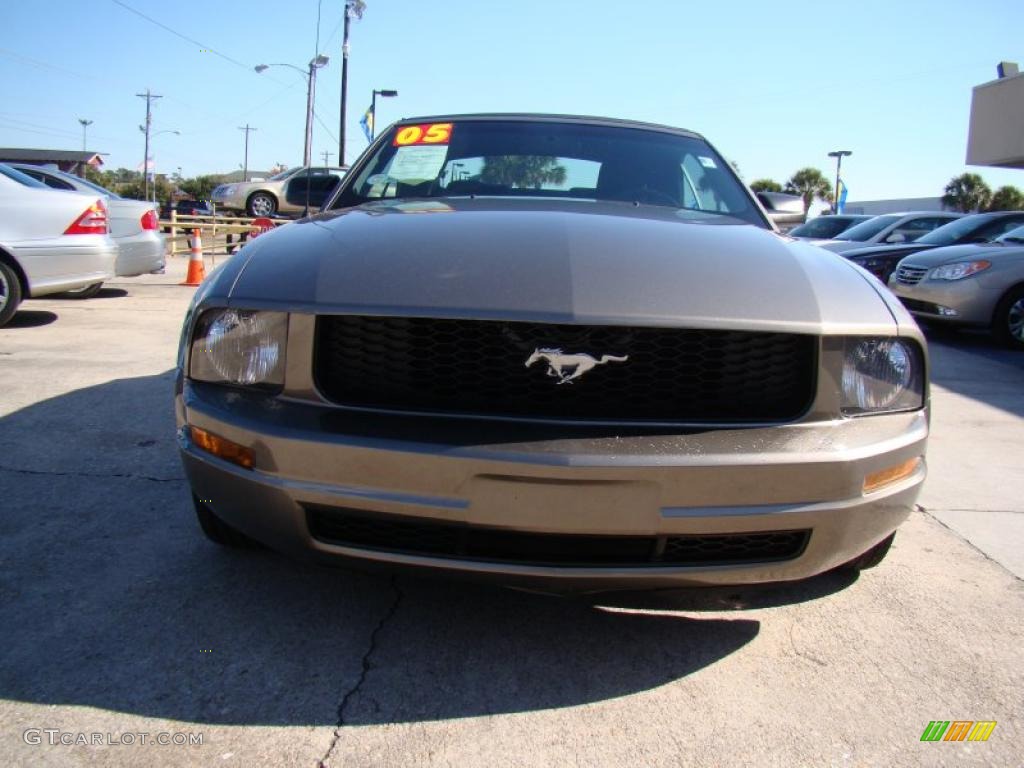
[898,298,942,315]
[305,506,810,568]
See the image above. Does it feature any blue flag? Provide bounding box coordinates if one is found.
[359,105,374,143]
[837,179,849,214]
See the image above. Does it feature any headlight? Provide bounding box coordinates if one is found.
[189,309,287,389]
[928,260,990,280]
[841,338,924,415]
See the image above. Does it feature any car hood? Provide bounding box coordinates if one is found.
[895,242,1016,267]
[228,198,898,334]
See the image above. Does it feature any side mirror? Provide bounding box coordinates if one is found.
[284,174,342,211]
[885,232,906,244]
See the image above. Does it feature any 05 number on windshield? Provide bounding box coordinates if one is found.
[393,123,453,147]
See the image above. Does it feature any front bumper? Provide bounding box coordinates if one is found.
[889,278,1000,326]
[211,189,247,211]
[176,376,927,590]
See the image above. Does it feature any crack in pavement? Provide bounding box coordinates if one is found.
[920,508,1023,583]
[318,575,404,768]
[0,463,184,484]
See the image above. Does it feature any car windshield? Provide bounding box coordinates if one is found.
[789,216,864,239]
[336,119,766,226]
[834,215,901,241]
[914,215,990,246]
[269,167,302,181]
[0,163,49,188]
[997,224,1024,244]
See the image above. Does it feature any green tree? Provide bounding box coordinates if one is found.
[179,175,220,202]
[480,156,567,188]
[942,173,992,212]
[784,168,833,214]
[985,185,1024,211]
[750,178,783,193]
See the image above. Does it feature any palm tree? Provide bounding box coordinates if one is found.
[750,179,783,193]
[985,185,1024,211]
[942,173,992,212]
[784,168,833,214]
[480,156,567,189]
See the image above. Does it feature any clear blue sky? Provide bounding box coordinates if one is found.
[3,0,1023,202]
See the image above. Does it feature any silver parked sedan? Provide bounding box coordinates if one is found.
[889,226,1024,348]
[0,164,115,325]
[11,163,165,297]
[176,114,928,591]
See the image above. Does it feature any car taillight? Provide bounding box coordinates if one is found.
[64,199,108,235]
[140,209,159,230]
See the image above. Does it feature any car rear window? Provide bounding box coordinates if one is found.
[335,119,767,226]
[0,163,49,188]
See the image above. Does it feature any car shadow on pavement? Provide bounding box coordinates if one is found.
[923,327,1024,419]
[0,371,861,728]
[3,310,58,328]
[47,287,129,300]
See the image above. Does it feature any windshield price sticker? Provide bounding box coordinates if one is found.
[393,123,453,147]
[387,145,449,183]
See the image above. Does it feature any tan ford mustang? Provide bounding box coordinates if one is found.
[175,114,929,592]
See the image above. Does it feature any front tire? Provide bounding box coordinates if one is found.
[992,286,1024,350]
[246,192,277,218]
[60,282,104,299]
[0,260,23,327]
[193,494,256,548]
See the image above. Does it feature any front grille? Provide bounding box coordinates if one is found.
[306,506,810,567]
[895,265,928,285]
[314,316,817,423]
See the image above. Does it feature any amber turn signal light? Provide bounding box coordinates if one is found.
[863,457,921,494]
[189,425,254,469]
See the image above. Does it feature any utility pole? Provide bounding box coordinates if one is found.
[320,150,333,167]
[78,119,92,151]
[238,124,256,181]
[136,89,162,200]
[339,1,366,166]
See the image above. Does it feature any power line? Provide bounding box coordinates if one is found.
[110,0,252,72]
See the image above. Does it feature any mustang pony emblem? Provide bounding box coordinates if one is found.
[524,348,628,385]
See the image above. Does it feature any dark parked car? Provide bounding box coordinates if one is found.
[788,214,872,240]
[842,211,1024,283]
[176,113,927,591]
[160,199,214,219]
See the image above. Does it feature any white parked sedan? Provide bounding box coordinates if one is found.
[11,163,165,297]
[0,164,116,326]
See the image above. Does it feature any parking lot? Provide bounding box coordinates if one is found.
[0,255,1022,767]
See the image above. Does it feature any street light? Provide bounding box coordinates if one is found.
[827,150,852,214]
[78,118,93,151]
[255,55,329,167]
[370,89,398,141]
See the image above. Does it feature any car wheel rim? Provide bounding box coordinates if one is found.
[1008,298,1024,342]
[252,196,272,216]
[0,271,8,312]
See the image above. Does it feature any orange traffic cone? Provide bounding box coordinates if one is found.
[181,228,206,286]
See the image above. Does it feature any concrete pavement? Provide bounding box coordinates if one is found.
[0,256,1021,767]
